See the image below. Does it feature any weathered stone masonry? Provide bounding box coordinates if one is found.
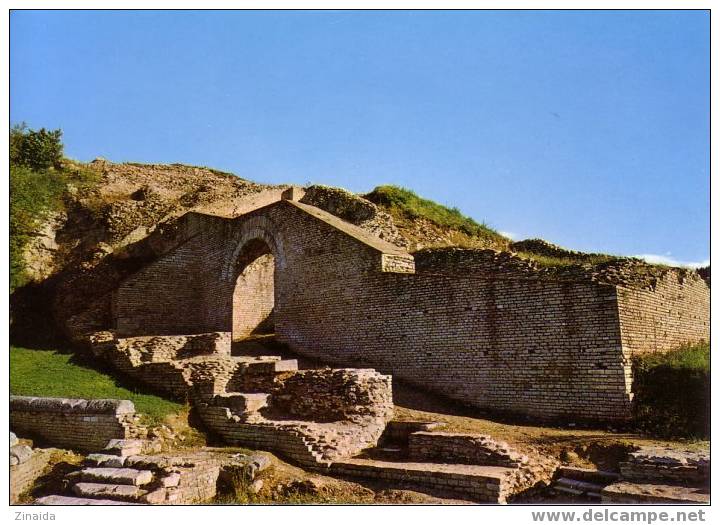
[10,396,144,452]
[111,198,709,423]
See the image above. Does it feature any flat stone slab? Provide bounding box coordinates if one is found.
[602,481,710,504]
[36,495,141,505]
[104,439,144,456]
[331,458,514,502]
[85,453,126,468]
[79,467,153,486]
[73,482,146,500]
[333,458,512,482]
[628,446,709,467]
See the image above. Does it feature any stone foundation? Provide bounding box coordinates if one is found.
[408,431,528,468]
[619,447,709,486]
[10,434,54,504]
[89,333,394,466]
[10,397,144,452]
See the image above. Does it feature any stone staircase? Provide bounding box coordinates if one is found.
[37,440,157,505]
[35,439,260,505]
[89,331,393,469]
[329,426,559,503]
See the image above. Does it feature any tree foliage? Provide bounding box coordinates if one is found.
[10,123,64,171]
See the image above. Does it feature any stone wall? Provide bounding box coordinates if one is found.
[270,368,393,422]
[619,446,709,486]
[10,397,143,452]
[408,432,528,468]
[10,434,54,504]
[111,200,709,423]
[617,272,709,356]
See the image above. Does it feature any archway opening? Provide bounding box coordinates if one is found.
[232,238,275,341]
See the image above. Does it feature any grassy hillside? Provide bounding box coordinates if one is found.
[10,346,183,424]
[365,185,508,248]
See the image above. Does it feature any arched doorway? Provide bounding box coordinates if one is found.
[231,238,276,341]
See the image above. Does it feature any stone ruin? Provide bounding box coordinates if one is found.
[93,190,708,423]
[9,162,711,505]
[89,331,394,465]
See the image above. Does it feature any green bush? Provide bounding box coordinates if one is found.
[632,341,710,439]
[9,164,66,291]
[10,123,64,171]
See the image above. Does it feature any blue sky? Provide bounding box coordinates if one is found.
[10,10,709,265]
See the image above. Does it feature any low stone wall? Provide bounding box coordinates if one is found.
[10,433,54,504]
[619,447,709,486]
[10,396,143,452]
[408,431,528,468]
[379,421,445,446]
[271,368,393,422]
[115,332,231,363]
[405,431,558,498]
[330,458,513,502]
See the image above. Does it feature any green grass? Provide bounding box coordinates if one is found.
[364,185,506,242]
[10,346,182,424]
[632,341,710,439]
[635,341,709,372]
[515,251,620,268]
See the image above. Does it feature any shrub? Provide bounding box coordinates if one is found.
[10,123,64,171]
[632,341,710,439]
[9,165,66,291]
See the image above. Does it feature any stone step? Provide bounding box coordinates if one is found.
[557,467,620,485]
[72,482,147,501]
[555,477,606,494]
[78,467,153,486]
[104,439,144,457]
[35,495,141,505]
[212,392,269,414]
[84,453,126,468]
[244,359,298,374]
[553,485,584,496]
[330,458,514,503]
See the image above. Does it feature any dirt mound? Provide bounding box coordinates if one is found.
[12,159,286,346]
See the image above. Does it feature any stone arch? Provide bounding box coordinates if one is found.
[221,215,287,282]
[222,215,288,341]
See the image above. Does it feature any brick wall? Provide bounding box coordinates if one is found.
[111,200,709,422]
[10,397,143,452]
[617,272,709,356]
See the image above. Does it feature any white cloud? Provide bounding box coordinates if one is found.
[499,231,517,240]
[635,254,709,269]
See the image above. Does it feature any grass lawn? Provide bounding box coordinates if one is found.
[10,346,183,424]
